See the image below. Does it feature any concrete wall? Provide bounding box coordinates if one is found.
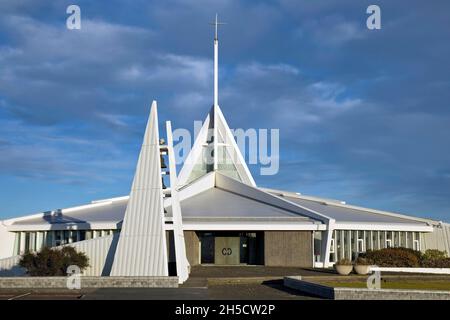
[264,231,313,267]
[423,223,450,254]
[0,255,24,276]
[0,276,178,288]
[184,231,200,266]
[0,235,117,277]
[67,234,117,276]
[284,276,450,300]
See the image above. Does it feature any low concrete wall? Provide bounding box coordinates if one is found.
[370,267,450,275]
[0,276,178,288]
[334,288,450,300]
[284,276,334,299]
[284,276,450,300]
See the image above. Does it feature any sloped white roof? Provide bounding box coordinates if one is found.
[166,187,318,224]
[285,197,428,226]
[8,199,127,230]
[5,178,434,231]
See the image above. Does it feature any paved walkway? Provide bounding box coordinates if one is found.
[189,265,335,278]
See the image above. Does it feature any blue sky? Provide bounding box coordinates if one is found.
[0,0,449,222]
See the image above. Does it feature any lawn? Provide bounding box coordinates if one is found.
[316,280,450,291]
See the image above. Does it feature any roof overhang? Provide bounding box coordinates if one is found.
[7,222,120,232]
[334,223,433,232]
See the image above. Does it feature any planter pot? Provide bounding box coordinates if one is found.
[354,265,370,275]
[335,264,353,275]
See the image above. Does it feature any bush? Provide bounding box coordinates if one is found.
[421,257,450,268]
[354,256,371,265]
[19,246,89,276]
[422,249,447,260]
[335,258,352,266]
[360,248,421,267]
[421,250,450,268]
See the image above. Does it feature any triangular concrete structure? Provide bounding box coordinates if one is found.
[110,101,168,276]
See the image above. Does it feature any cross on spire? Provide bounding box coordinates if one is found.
[210,13,226,40]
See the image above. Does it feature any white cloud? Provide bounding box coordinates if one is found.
[236,62,300,77]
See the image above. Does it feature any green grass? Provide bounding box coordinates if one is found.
[316,280,450,291]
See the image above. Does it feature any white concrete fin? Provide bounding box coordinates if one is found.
[166,120,190,283]
[110,101,168,276]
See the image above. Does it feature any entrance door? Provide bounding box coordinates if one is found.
[215,237,240,265]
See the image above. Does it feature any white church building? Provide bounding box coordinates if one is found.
[1,16,449,283]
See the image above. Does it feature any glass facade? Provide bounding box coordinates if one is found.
[13,229,117,255]
[329,230,422,263]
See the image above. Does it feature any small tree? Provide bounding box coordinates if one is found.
[19,246,89,276]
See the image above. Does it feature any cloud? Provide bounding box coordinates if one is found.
[296,17,366,46]
[0,0,449,222]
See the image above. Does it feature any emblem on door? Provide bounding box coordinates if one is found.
[222,248,232,256]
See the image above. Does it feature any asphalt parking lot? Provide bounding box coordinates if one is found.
[0,280,321,300]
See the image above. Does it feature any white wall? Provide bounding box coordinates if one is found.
[65,234,116,276]
[0,222,16,259]
[422,223,450,254]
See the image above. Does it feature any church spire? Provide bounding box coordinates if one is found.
[211,13,225,108]
[177,15,255,187]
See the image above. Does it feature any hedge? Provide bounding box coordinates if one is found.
[359,248,450,268]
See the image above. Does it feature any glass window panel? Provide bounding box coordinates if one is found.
[329,230,336,262]
[365,231,371,251]
[313,232,322,262]
[380,231,386,249]
[13,233,20,255]
[406,232,412,248]
[24,232,30,252]
[345,230,352,260]
[394,232,399,247]
[46,231,53,247]
[372,231,378,250]
[357,239,364,252]
[336,230,342,261]
[55,230,62,246]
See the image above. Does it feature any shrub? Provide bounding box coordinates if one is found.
[422,249,447,260]
[335,258,352,266]
[19,246,89,276]
[421,258,450,268]
[421,250,450,268]
[354,256,371,265]
[360,248,421,267]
